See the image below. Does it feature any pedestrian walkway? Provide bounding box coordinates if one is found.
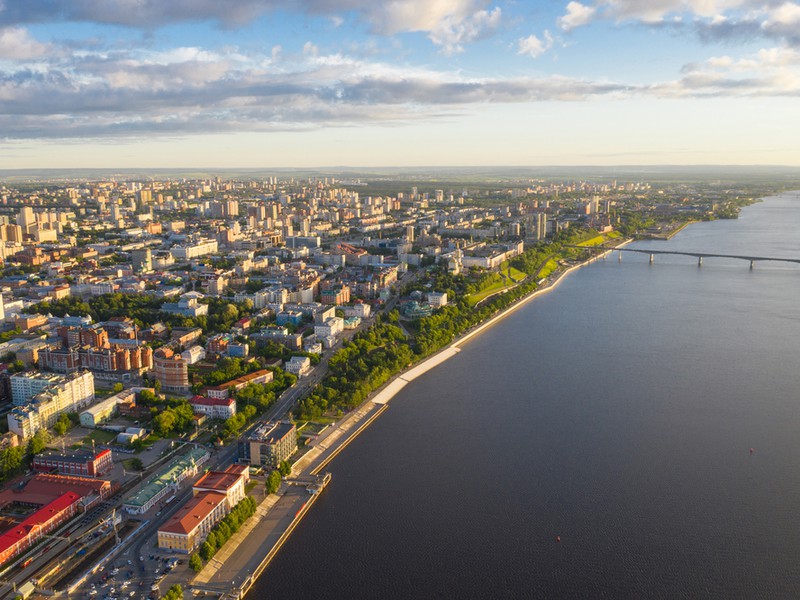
[192,491,281,585]
[291,400,379,473]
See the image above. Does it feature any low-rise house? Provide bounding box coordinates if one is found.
[189,395,237,420]
[205,369,273,400]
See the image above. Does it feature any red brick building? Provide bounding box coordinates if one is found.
[32,449,113,477]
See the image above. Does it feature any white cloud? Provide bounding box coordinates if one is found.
[558,2,597,31]
[766,1,800,25]
[0,26,49,59]
[303,42,319,57]
[355,0,486,35]
[517,31,554,58]
[654,45,800,96]
[427,6,502,55]
[555,1,800,47]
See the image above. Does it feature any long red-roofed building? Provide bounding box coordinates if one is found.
[0,474,112,566]
[0,492,82,565]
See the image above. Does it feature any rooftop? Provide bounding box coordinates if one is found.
[0,492,82,556]
[158,491,226,536]
[249,421,295,445]
[190,395,235,407]
[33,448,110,464]
[194,464,248,493]
[205,369,273,392]
[124,447,208,509]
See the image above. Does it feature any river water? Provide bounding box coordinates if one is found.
[256,192,800,599]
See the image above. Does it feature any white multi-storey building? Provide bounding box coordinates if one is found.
[11,372,64,406]
[170,239,218,260]
[314,317,344,339]
[8,371,95,439]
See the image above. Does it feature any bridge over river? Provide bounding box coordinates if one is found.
[567,245,800,269]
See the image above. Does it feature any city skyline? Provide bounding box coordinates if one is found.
[1,0,800,168]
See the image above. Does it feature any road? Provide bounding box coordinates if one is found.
[23,283,408,598]
[71,443,238,599]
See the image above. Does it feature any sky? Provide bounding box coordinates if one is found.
[1,0,799,168]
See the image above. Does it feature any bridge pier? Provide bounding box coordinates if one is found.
[698,256,702,267]
[750,260,755,270]
[649,254,654,264]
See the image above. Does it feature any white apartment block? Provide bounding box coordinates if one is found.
[170,239,218,260]
[314,317,344,339]
[11,372,64,406]
[8,371,95,439]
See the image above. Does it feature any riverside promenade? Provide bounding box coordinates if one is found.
[191,401,386,598]
[190,239,631,599]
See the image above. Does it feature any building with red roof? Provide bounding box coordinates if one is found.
[0,473,112,566]
[204,369,272,400]
[157,464,250,553]
[193,464,249,508]
[0,492,82,566]
[189,395,237,420]
[157,492,228,553]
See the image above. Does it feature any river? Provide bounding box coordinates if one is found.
[256,192,800,599]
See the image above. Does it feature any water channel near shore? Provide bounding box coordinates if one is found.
[256,192,800,599]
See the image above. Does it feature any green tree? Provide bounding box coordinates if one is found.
[189,553,203,573]
[216,522,232,543]
[199,541,215,561]
[53,413,72,436]
[278,460,292,477]
[137,389,158,405]
[112,382,124,393]
[266,470,282,494]
[153,410,176,436]
[0,446,25,482]
[161,584,183,600]
[27,429,49,456]
[130,458,144,471]
[205,531,218,550]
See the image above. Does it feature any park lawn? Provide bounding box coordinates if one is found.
[577,235,607,247]
[467,278,511,307]
[578,231,622,247]
[83,429,117,445]
[503,266,527,282]
[537,258,559,279]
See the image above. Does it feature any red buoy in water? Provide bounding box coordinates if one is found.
[750,447,754,455]
[555,536,561,543]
